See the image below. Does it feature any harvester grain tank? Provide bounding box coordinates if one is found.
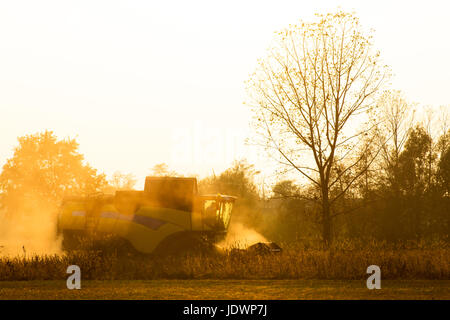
[57,177,236,254]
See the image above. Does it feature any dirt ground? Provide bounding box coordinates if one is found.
[0,279,449,299]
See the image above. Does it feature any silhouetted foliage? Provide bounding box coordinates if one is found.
[107,171,137,191]
[199,160,261,227]
[151,163,179,177]
[0,131,107,218]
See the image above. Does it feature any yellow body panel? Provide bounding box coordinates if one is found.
[125,222,184,253]
[58,202,86,231]
[58,201,192,254]
[136,207,191,229]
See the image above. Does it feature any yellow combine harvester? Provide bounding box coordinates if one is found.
[57,177,236,254]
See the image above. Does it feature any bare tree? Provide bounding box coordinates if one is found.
[151,163,179,177]
[109,171,137,190]
[247,11,388,244]
[376,90,415,189]
[437,105,450,154]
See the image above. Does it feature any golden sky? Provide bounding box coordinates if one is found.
[0,0,449,187]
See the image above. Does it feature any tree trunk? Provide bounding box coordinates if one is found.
[321,187,332,246]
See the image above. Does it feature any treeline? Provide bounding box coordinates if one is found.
[199,135,449,243]
[0,115,448,244]
[198,94,449,243]
[264,123,449,243]
[242,12,449,245]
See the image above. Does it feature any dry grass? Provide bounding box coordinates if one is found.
[0,240,448,281]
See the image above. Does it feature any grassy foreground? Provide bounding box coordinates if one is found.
[0,280,449,299]
[1,241,449,281]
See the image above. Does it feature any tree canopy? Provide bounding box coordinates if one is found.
[0,131,107,217]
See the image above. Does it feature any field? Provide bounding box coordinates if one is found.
[1,241,449,281]
[0,279,449,299]
[1,241,449,299]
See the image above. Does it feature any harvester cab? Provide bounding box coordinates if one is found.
[58,176,236,254]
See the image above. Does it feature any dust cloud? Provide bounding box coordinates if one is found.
[0,194,62,257]
[217,222,268,249]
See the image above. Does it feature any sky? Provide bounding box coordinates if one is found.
[0,0,449,188]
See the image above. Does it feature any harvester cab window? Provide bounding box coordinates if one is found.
[203,200,219,229]
[202,198,234,231]
[220,202,232,229]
